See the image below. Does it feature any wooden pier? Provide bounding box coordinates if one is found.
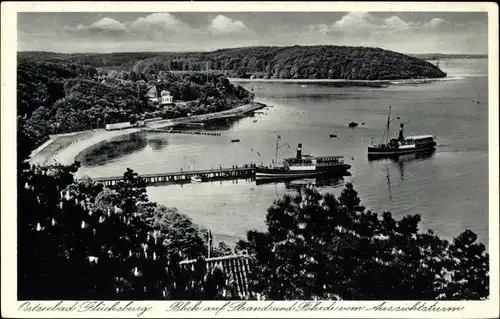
[93,165,257,186]
[141,128,222,136]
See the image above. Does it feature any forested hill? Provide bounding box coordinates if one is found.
[19,46,447,80]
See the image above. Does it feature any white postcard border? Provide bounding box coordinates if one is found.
[2,2,498,318]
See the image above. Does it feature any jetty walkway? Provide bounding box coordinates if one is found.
[142,128,222,136]
[93,165,257,186]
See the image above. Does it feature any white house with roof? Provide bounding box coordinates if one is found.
[160,90,173,105]
[145,84,174,106]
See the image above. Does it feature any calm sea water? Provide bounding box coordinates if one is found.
[77,59,489,247]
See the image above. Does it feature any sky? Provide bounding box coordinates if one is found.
[17,12,488,54]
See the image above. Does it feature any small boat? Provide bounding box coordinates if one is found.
[190,176,202,183]
[368,105,437,158]
[231,139,240,143]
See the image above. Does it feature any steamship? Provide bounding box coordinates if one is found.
[255,137,351,179]
[368,105,437,158]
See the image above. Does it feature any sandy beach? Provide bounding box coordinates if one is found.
[29,102,265,167]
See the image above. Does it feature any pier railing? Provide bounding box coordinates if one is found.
[92,164,257,186]
[141,128,222,136]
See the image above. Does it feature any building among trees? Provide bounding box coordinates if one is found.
[160,90,174,105]
[145,84,175,107]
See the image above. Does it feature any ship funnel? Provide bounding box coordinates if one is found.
[296,143,302,159]
[398,124,404,140]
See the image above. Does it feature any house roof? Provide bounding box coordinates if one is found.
[179,254,252,299]
[146,84,171,97]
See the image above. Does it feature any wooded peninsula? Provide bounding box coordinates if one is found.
[20,45,447,80]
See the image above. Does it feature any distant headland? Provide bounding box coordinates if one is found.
[409,53,487,60]
[19,45,447,80]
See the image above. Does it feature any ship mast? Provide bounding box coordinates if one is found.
[275,133,279,165]
[384,105,401,144]
[386,105,392,144]
[273,133,290,166]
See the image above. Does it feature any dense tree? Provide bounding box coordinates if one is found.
[20,46,447,81]
[17,59,254,159]
[236,183,489,300]
[17,156,488,301]
[17,164,238,300]
[211,241,234,257]
[443,230,489,299]
[140,204,207,259]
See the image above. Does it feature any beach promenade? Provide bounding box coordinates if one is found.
[28,103,265,167]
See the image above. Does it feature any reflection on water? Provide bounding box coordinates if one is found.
[146,175,345,190]
[368,150,436,182]
[77,132,171,166]
[202,118,240,131]
[77,132,148,166]
[368,150,437,199]
[147,134,170,151]
[77,115,257,170]
[367,149,436,163]
[257,176,345,190]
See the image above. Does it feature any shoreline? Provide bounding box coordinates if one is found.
[228,77,444,84]
[29,102,266,168]
[228,74,486,84]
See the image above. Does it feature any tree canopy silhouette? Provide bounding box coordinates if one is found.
[18,164,238,300]
[17,158,488,300]
[236,183,489,300]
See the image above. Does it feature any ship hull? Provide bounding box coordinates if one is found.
[255,165,351,179]
[367,142,436,158]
